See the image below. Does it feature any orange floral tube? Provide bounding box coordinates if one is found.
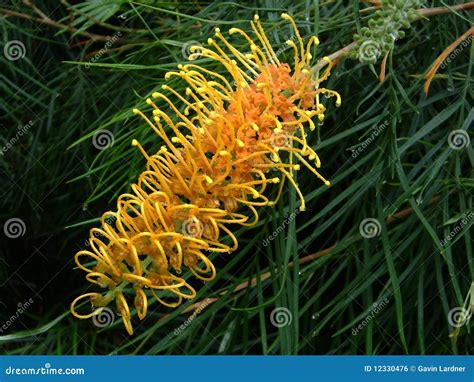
[70,14,340,335]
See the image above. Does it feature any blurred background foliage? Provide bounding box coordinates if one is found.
[0,0,472,355]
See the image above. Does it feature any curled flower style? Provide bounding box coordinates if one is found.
[71,13,340,335]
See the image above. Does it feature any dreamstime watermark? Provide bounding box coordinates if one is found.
[0,298,34,333]
[447,307,471,328]
[1,120,34,155]
[263,209,300,247]
[181,216,204,238]
[352,298,390,336]
[440,35,473,69]
[357,30,400,63]
[91,307,115,328]
[3,218,26,239]
[92,129,114,150]
[84,217,115,247]
[351,120,388,158]
[5,364,84,376]
[358,40,381,63]
[173,298,212,335]
[270,307,293,328]
[359,218,381,239]
[447,282,474,330]
[3,40,26,61]
[84,31,123,69]
[448,130,470,150]
[270,130,293,149]
[182,40,203,60]
[274,34,296,57]
[440,211,473,247]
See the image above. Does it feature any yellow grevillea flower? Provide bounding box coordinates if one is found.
[70,14,340,335]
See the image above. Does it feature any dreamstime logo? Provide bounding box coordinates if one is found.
[270,130,292,149]
[84,229,106,247]
[181,217,204,238]
[441,211,473,247]
[92,307,115,328]
[3,218,26,238]
[84,217,114,246]
[440,35,473,69]
[447,307,471,328]
[0,298,34,333]
[0,120,34,155]
[84,31,123,69]
[3,40,26,61]
[263,209,300,246]
[92,129,114,150]
[358,40,381,63]
[182,40,203,60]
[351,120,388,158]
[270,307,292,328]
[448,130,470,150]
[5,363,85,376]
[274,34,296,57]
[174,298,212,336]
[359,218,381,239]
[352,298,390,336]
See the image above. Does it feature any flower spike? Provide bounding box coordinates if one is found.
[71,13,340,335]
